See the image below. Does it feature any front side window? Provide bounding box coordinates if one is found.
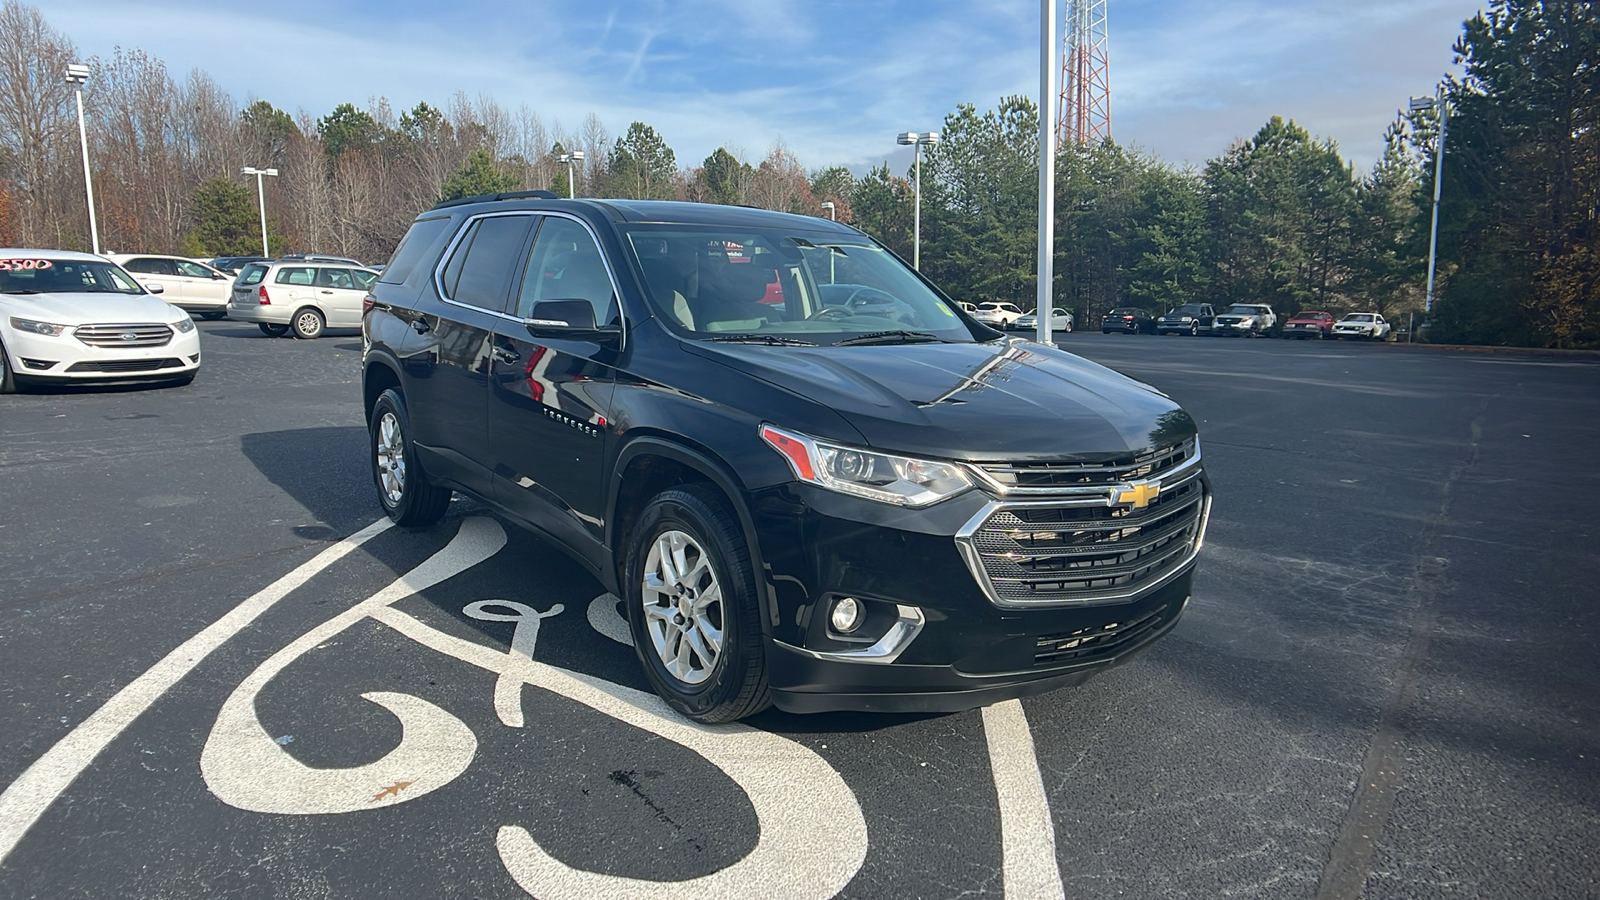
[516,217,617,324]
[622,226,976,345]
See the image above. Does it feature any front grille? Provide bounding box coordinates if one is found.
[1033,596,1180,666]
[67,358,185,373]
[960,477,1207,606]
[976,439,1194,493]
[74,323,173,347]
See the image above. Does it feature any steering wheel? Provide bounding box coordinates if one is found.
[843,287,898,308]
[807,306,856,321]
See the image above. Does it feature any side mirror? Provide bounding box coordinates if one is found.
[143,282,165,294]
[523,299,619,343]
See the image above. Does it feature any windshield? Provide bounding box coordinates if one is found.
[0,256,145,295]
[1222,305,1261,315]
[621,226,978,345]
[1343,314,1375,322]
[1171,305,1206,316]
[1292,311,1326,320]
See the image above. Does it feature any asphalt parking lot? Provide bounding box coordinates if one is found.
[1,321,1596,899]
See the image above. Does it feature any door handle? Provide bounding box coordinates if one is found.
[320,289,334,294]
[493,347,520,364]
[411,317,431,335]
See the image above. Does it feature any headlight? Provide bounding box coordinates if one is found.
[8,317,68,336]
[173,316,195,333]
[760,425,972,507]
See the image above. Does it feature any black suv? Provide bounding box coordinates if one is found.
[362,194,1210,723]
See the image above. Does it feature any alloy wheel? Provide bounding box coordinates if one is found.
[641,529,724,685]
[375,411,405,505]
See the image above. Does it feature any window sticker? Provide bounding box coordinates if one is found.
[0,259,55,271]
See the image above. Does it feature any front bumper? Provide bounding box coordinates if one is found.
[5,325,200,384]
[1212,320,1256,334]
[751,474,1205,714]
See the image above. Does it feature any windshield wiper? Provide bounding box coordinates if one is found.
[702,333,818,346]
[832,330,946,346]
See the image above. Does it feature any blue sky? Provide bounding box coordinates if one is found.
[44,0,1483,173]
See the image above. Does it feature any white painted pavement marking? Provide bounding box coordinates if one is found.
[983,699,1067,900]
[462,599,564,727]
[0,516,394,865]
[584,592,631,646]
[372,603,869,900]
[200,517,506,815]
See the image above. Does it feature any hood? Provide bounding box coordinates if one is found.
[0,291,182,325]
[683,339,1196,460]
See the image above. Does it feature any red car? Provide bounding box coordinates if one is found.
[1282,310,1336,339]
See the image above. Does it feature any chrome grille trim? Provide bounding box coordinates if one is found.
[957,460,1210,608]
[74,323,174,347]
[967,439,1200,497]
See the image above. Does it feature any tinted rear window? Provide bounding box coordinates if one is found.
[380,216,452,286]
[237,264,268,286]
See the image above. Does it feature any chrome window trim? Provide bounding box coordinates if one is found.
[773,605,926,665]
[430,210,630,352]
[955,486,1211,609]
[964,441,1203,499]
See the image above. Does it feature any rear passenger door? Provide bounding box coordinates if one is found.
[402,212,537,498]
[313,267,366,327]
[487,215,619,559]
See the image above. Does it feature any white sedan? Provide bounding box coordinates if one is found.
[1013,307,1074,333]
[0,250,201,392]
[1332,312,1392,340]
[970,302,1024,328]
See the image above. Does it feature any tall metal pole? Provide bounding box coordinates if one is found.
[72,86,100,255]
[565,158,575,199]
[913,142,922,270]
[1423,88,1448,314]
[1037,0,1058,347]
[254,171,269,257]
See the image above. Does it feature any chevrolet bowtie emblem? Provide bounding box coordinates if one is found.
[1113,481,1161,509]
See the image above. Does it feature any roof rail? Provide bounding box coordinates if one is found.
[430,189,562,211]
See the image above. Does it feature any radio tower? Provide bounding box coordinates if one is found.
[1057,0,1110,146]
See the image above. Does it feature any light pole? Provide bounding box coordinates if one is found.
[556,150,584,199]
[896,131,940,269]
[241,166,278,258]
[1410,90,1449,314]
[1037,0,1058,347]
[821,200,835,220]
[65,64,100,255]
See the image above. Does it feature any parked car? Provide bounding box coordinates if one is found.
[970,301,1025,328]
[208,256,271,275]
[1282,310,1336,339]
[1013,307,1073,333]
[1156,303,1214,336]
[108,253,233,319]
[1100,307,1156,334]
[1332,312,1392,341]
[0,250,200,391]
[228,259,379,338]
[362,196,1209,723]
[1211,304,1276,337]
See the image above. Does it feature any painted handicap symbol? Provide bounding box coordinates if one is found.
[200,516,868,900]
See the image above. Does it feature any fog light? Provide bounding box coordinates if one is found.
[829,597,863,634]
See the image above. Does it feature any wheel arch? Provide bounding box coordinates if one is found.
[362,355,404,424]
[607,435,775,634]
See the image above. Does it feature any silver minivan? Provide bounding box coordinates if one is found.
[228,260,378,338]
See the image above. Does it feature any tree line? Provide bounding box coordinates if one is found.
[0,0,1591,346]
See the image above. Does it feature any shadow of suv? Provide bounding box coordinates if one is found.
[362,192,1210,723]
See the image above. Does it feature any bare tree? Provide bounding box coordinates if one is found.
[0,1,81,248]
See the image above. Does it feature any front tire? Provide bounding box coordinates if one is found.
[370,389,451,526]
[292,308,325,339]
[0,341,16,394]
[626,484,769,723]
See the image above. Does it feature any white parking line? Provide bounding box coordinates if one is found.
[0,517,394,865]
[983,700,1066,900]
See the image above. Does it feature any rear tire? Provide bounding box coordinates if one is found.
[370,389,452,526]
[201,311,226,320]
[292,308,325,339]
[626,484,769,723]
[259,323,290,337]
